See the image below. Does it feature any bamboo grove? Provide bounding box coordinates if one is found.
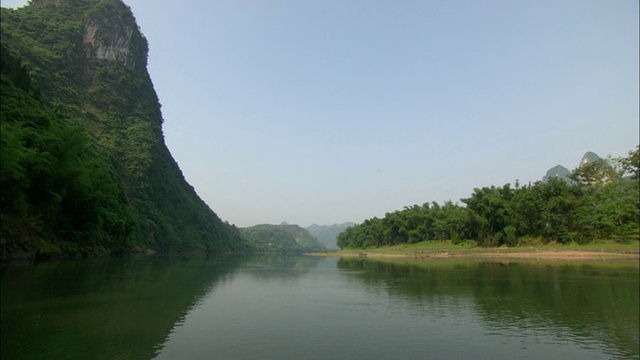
[337,148,639,249]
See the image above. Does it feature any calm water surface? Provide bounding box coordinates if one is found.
[1,255,638,359]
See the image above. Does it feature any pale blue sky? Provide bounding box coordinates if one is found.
[3,0,639,227]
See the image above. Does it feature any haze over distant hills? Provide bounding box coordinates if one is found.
[306,223,355,250]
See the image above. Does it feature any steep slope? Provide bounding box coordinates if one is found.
[1,45,137,259]
[0,0,248,257]
[240,224,326,253]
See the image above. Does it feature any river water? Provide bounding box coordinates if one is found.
[1,255,638,359]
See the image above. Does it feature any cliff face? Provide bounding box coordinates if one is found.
[83,16,137,68]
[1,0,248,254]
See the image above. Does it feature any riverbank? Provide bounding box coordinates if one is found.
[308,240,640,260]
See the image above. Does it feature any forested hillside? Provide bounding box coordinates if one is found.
[0,0,248,259]
[337,150,639,249]
[241,224,326,254]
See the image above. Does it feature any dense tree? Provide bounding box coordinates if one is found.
[1,45,135,258]
[240,224,326,253]
[337,150,639,249]
[1,1,249,259]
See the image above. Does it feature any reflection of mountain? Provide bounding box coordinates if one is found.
[0,256,245,360]
[236,255,322,280]
[336,258,639,358]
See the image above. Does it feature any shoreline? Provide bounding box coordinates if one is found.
[308,248,640,261]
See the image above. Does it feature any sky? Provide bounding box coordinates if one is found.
[2,0,639,227]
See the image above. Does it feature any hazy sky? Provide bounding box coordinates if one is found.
[2,0,639,227]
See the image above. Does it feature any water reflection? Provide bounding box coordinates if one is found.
[234,255,323,280]
[337,258,639,358]
[0,255,245,360]
[2,256,638,359]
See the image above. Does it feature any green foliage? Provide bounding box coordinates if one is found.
[337,150,640,250]
[1,1,249,259]
[240,224,326,254]
[1,45,135,259]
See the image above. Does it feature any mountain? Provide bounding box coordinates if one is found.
[542,151,601,184]
[240,224,327,253]
[542,165,572,183]
[580,151,601,166]
[0,0,248,259]
[306,223,355,250]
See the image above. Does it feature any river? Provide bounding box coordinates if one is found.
[1,255,638,359]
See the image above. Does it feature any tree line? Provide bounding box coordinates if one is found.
[337,149,639,249]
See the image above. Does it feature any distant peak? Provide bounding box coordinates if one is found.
[580,152,601,167]
[542,165,571,183]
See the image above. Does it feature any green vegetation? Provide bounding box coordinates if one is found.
[1,45,136,258]
[0,0,248,259]
[240,224,326,254]
[337,148,640,250]
[336,239,639,258]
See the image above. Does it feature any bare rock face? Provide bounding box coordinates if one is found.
[85,3,149,70]
[82,1,148,70]
[32,0,148,69]
[83,19,135,67]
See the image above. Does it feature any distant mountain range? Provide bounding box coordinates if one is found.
[306,223,355,250]
[543,151,601,183]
